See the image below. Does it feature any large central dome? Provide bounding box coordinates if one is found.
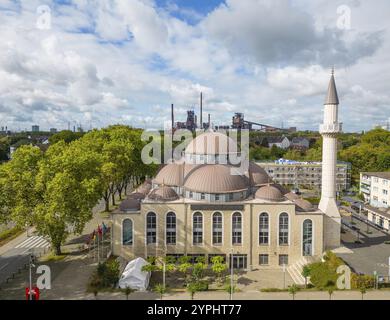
[185,130,238,155]
[184,164,249,193]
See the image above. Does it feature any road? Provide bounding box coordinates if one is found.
[0,194,113,289]
[0,236,50,286]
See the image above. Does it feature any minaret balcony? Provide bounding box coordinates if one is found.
[319,123,342,134]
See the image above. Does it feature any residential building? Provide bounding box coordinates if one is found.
[267,136,290,149]
[290,137,310,150]
[360,172,390,207]
[256,159,351,192]
[360,172,390,232]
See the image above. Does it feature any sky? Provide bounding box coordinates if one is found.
[0,0,389,132]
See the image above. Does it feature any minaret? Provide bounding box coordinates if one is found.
[319,68,342,249]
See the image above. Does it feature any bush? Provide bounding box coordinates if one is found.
[351,274,374,289]
[188,280,208,292]
[89,258,120,291]
[260,288,288,292]
[307,251,344,290]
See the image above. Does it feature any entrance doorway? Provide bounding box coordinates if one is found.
[229,254,247,269]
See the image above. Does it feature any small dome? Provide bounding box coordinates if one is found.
[255,185,284,202]
[184,164,249,193]
[137,181,152,194]
[246,162,270,186]
[185,131,238,155]
[148,185,179,201]
[294,199,314,212]
[153,163,184,186]
[127,192,145,200]
[119,198,141,212]
[285,192,300,201]
[273,184,289,195]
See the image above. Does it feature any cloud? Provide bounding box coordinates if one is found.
[0,0,389,133]
[203,0,384,67]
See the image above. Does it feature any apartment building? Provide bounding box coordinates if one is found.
[360,172,390,232]
[257,159,351,192]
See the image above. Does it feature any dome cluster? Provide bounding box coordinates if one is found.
[144,130,313,208]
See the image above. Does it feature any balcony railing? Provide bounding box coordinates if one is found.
[319,123,342,134]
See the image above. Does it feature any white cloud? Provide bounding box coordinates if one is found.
[0,0,389,132]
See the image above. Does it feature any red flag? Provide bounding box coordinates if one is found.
[98,225,102,236]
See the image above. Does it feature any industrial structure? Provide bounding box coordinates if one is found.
[172,93,297,133]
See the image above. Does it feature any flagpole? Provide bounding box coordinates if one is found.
[97,228,100,263]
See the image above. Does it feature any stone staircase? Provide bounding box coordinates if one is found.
[287,256,316,285]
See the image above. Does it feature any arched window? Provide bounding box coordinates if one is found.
[146,212,157,244]
[259,213,269,245]
[212,212,223,245]
[166,212,176,245]
[303,219,313,256]
[193,212,203,245]
[279,213,289,245]
[232,212,242,245]
[122,219,133,245]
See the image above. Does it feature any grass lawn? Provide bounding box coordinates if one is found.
[0,226,24,247]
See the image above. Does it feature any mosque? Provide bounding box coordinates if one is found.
[110,71,342,276]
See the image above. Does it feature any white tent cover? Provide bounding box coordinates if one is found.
[118,257,151,291]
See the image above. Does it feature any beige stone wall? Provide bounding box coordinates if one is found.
[112,201,324,268]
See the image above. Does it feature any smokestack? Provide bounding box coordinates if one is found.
[200,92,203,130]
[208,113,211,129]
[171,103,174,160]
[171,103,174,131]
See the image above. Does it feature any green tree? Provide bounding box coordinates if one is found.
[288,284,299,300]
[153,283,167,300]
[33,140,103,255]
[327,287,334,300]
[211,256,228,285]
[178,256,192,282]
[301,265,311,288]
[49,130,83,144]
[123,286,135,300]
[360,286,367,300]
[186,282,199,300]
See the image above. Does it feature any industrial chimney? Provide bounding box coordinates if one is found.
[200,92,203,130]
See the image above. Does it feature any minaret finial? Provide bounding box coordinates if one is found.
[331,66,334,76]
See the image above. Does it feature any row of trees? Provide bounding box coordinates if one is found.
[0,125,156,255]
[142,255,229,298]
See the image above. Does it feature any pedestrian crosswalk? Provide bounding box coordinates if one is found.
[15,236,51,249]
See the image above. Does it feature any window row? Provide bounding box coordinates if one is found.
[122,213,313,256]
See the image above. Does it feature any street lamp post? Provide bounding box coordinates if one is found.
[230,249,234,300]
[29,253,35,300]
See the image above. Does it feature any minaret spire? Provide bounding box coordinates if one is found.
[324,68,339,105]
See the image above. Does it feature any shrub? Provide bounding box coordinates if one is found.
[90,258,120,290]
[307,251,344,290]
[351,274,374,289]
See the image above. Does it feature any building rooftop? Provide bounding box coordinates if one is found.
[361,172,390,180]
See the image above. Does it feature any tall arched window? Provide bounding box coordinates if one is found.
[166,212,176,245]
[193,212,203,245]
[122,219,133,245]
[279,213,289,245]
[146,212,157,244]
[232,212,242,245]
[259,213,269,245]
[212,212,223,245]
[303,219,313,256]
